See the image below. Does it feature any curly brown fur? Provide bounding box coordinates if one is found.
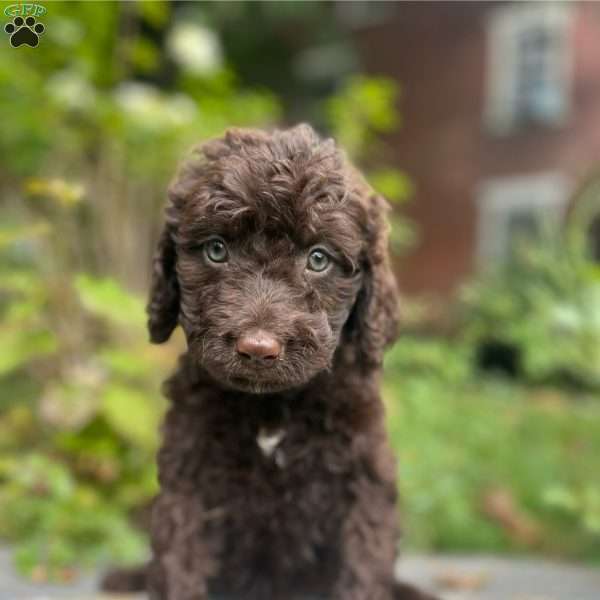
[109,124,438,600]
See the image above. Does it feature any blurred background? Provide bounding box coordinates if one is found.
[1,0,600,596]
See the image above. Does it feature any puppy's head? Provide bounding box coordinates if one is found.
[148,124,398,394]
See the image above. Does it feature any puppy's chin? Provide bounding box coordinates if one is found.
[201,363,323,395]
[224,375,299,395]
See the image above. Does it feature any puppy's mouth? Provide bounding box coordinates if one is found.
[195,346,319,393]
[213,357,323,394]
[227,374,293,394]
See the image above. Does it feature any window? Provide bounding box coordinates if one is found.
[477,173,570,264]
[485,4,573,134]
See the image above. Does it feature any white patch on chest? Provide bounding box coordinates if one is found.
[256,427,286,463]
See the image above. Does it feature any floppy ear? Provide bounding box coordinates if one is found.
[145,127,272,344]
[145,132,231,344]
[347,194,400,368]
[147,204,179,344]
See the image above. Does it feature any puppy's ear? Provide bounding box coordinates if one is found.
[347,194,400,368]
[146,134,225,343]
[147,202,179,344]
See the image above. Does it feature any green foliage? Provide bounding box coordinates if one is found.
[384,338,600,561]
[326,76,400,161]
[75,274,146,330]
[0,1,280,232]
[461,220,600,389]
[368,168,414,204]
[384,335,472,386]
[0,454,147,578]
[0,213,171,576]
[384,216,600,560]
[325,76,416,254]
[543,484,600,536]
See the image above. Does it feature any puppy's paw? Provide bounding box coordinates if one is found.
[100,564,147,592]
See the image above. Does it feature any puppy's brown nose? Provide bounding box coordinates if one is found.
[236,330,281,362]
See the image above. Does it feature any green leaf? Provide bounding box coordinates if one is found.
[138,0,170,27]
[542,485,579,511]
[583,512,600,534]
[74,274,146,329]
[99,348,158,380]
[101,383,161,449]
[128,37,161,73]
[0,328,58,376]
[369,169,413,203]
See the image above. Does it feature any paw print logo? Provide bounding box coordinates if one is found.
[4,16,45,48]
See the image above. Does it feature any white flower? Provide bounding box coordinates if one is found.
[114,82,197,131]
[164,94,198,127]
[46,70,96,112]
[115,81,161,115]
[167,23,223,76]
[48,16,84,47]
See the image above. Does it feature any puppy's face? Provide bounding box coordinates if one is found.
[148,125,399,393]
[175,184,364,394]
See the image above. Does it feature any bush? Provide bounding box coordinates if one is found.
[0,204,175,577]
[383,337,600,561]
[461,220,600,390]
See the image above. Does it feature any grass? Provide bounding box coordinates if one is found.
[383,338,600,563]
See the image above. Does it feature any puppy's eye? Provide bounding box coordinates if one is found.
[306,248,330,272]
[204,238,228,263]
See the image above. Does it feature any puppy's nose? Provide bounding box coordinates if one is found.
[236,330,281,362]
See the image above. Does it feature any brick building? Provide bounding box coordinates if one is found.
[345,2,600,298]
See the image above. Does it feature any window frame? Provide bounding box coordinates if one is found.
[476,172,571,264]
[485,3,574,135]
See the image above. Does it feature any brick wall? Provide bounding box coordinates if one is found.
[352,1,600,298]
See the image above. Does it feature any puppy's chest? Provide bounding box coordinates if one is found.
[253,424,287,466]
[230,421,348,473]
[204,421,352,552]
[202,418,353,505]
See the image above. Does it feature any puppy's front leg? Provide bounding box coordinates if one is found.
[328,475,397,600]
[330,479,440,600]
[148,491,217,600]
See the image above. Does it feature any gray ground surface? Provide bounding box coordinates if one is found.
[1,549,598,600]
[396,555,600,600]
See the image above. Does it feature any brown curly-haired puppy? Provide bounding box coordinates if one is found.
[138,124,437,600]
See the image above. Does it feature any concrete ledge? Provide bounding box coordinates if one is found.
[2,550,599,600]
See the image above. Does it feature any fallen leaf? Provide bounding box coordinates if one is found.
[435,569,490,590]
[482,487,541,545]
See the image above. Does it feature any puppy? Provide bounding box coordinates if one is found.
[138,124,437,600]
